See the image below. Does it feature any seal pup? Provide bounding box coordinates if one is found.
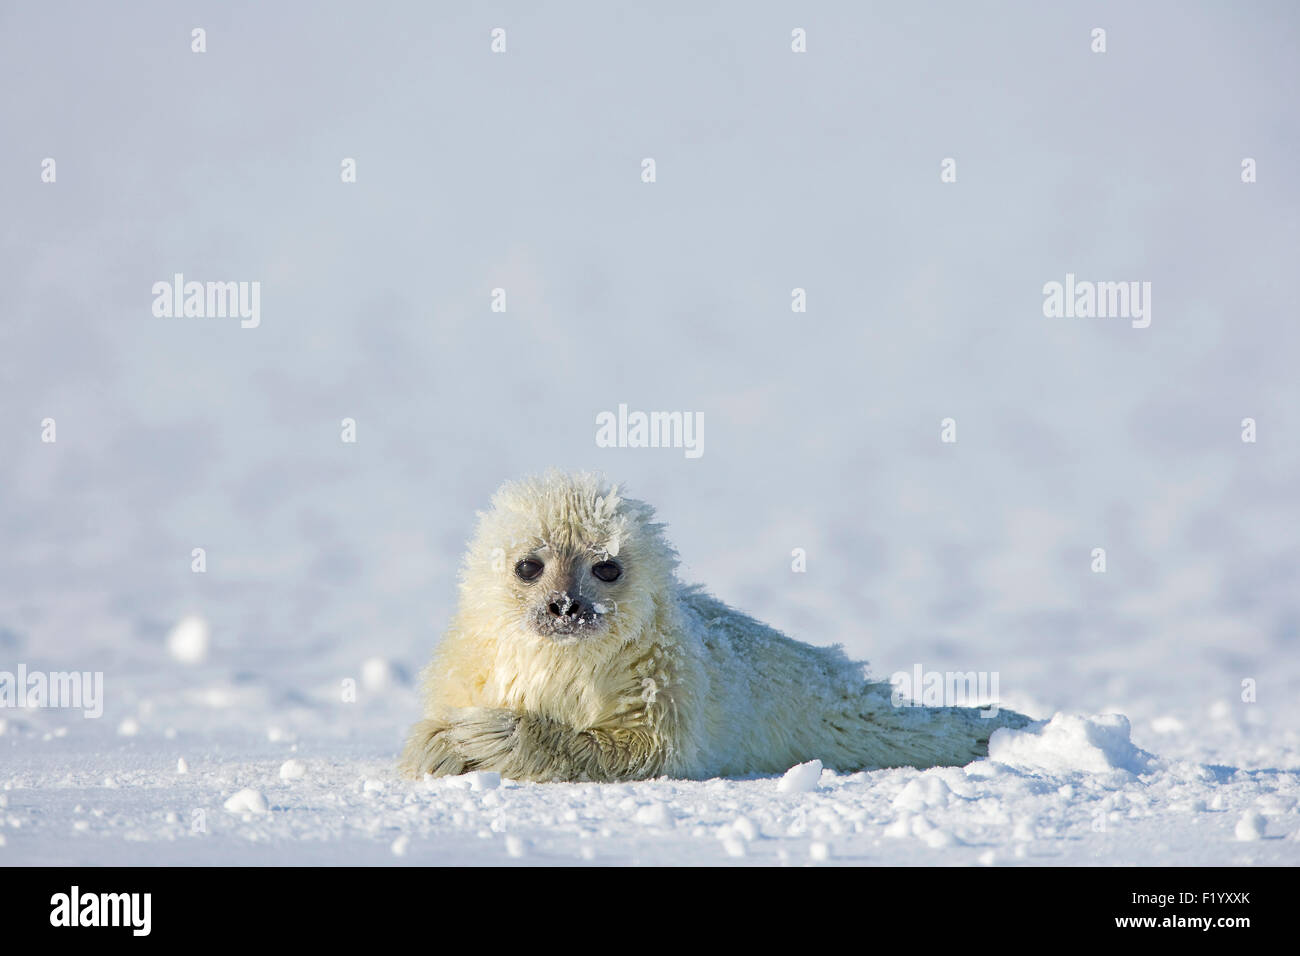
[400,471,1033,782]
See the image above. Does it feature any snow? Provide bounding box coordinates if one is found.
[1,3,1298,866]
[720,835,747,858]
[440,771,501,793]
[361,658,402,693]
[777,760,824,794]
[1234,811,1265,842]
[165,616,210,666]
[1,706,1296,864]
[729,816,759,842]
[986,714,1153,776]
[633,802,674,828]
[222,789,269,815]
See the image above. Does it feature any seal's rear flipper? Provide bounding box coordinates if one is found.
[854,687,1037,769]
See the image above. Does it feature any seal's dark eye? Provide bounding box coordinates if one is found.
[591,561,622,583]
[515,558,544,581]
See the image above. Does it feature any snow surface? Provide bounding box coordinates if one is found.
[2,667,1297,865]
[2,3,1299,865]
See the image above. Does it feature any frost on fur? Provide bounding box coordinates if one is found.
[400,471,1032,782]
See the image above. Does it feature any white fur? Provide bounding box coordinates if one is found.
[400,471,1031,782]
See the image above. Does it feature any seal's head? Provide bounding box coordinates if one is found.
[459,471,677,648]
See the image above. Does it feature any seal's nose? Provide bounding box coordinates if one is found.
[547,592,581,618]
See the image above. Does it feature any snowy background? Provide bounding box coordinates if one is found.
[2,2,1298,865]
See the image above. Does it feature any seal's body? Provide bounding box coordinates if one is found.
[400,472,1031,782]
